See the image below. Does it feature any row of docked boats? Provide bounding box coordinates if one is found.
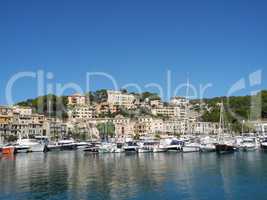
[0,137,90,155]
[83,135,267,154]
[1,135,267,155]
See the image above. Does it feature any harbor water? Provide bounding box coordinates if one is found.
[1,151,267,200]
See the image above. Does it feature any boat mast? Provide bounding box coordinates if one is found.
[185,77,190,135]
[218,100,225,142]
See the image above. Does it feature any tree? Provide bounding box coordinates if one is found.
[141,92,160,102]
[133,133,140,140]
[96,122,115,140]
[17,94,68,119]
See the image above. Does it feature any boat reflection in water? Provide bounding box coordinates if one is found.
[0,151,267,200]
[1,151,267,200]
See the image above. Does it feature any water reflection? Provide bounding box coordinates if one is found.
[1,151,267,200]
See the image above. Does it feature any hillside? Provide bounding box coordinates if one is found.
[191,90,267,132]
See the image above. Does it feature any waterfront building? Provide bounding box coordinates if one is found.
[0,114,13,143]
[151,118,164,134]
[134,116,153,136]
[192,122,219,135]
[11,113,43,138]
[43,118,68,140]
[163,119,185,135]
[113,115,134,138]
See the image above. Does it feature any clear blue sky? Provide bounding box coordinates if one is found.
[0,0,267,105]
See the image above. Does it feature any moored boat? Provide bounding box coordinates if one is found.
[240,137,257,152]
[215,143,235,154]
[14,145,30,153]
[153,144,168,153]
[260,139,267,151]
[123,141,138,153]
[200,143,216,152]
[1,145,15,155]
[215,101,235,154]
[164,138,183,152]
[182,142,200,153]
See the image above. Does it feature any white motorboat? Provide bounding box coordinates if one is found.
[45,139,76,151]
[75,142,89,150]
[138,147,153,153]
[123,141,138,153]
[240,137,257,151]
[137,141,156,153]
[164,138,183,152]
[98,142,116,153]
[200,143,216,152]
[182,143,200,153]
[199,136,216,152]
[153,144,168,153]
[15,138,45,153]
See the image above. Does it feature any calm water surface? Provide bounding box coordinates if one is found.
[1,151,267,200]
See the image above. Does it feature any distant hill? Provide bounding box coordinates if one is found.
[16,90,267,133]
[190,90,267,133]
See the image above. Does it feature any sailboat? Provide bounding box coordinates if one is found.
[215,101,235,154]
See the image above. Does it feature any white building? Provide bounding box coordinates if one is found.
[170,96,189,106]
[192,122,219,135]
[151,118,164,133]
[43,118,67,140]
[13,106,32,116]
[150,99,163,107]
[68,105,96,119]
[113,115,134,138]
[151,106,175,117]
[107,90,137,108]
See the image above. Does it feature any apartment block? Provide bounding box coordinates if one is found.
[67,93,89,106]
[107,90,137,108]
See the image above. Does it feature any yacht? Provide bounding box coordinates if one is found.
[58,139,77,151]
[45,138,76,151]
[182,142,200,153]
[83,142,100,153]
[199,136,216,152]
[137,141,155,153]
[240,137,257,151]
[75,142,90,150]
[15,138,46,153]
[153,140,168,153]
[123,141,138,153]
[164,138,183,152]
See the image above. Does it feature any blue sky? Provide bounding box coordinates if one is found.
[0,0,267,104]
